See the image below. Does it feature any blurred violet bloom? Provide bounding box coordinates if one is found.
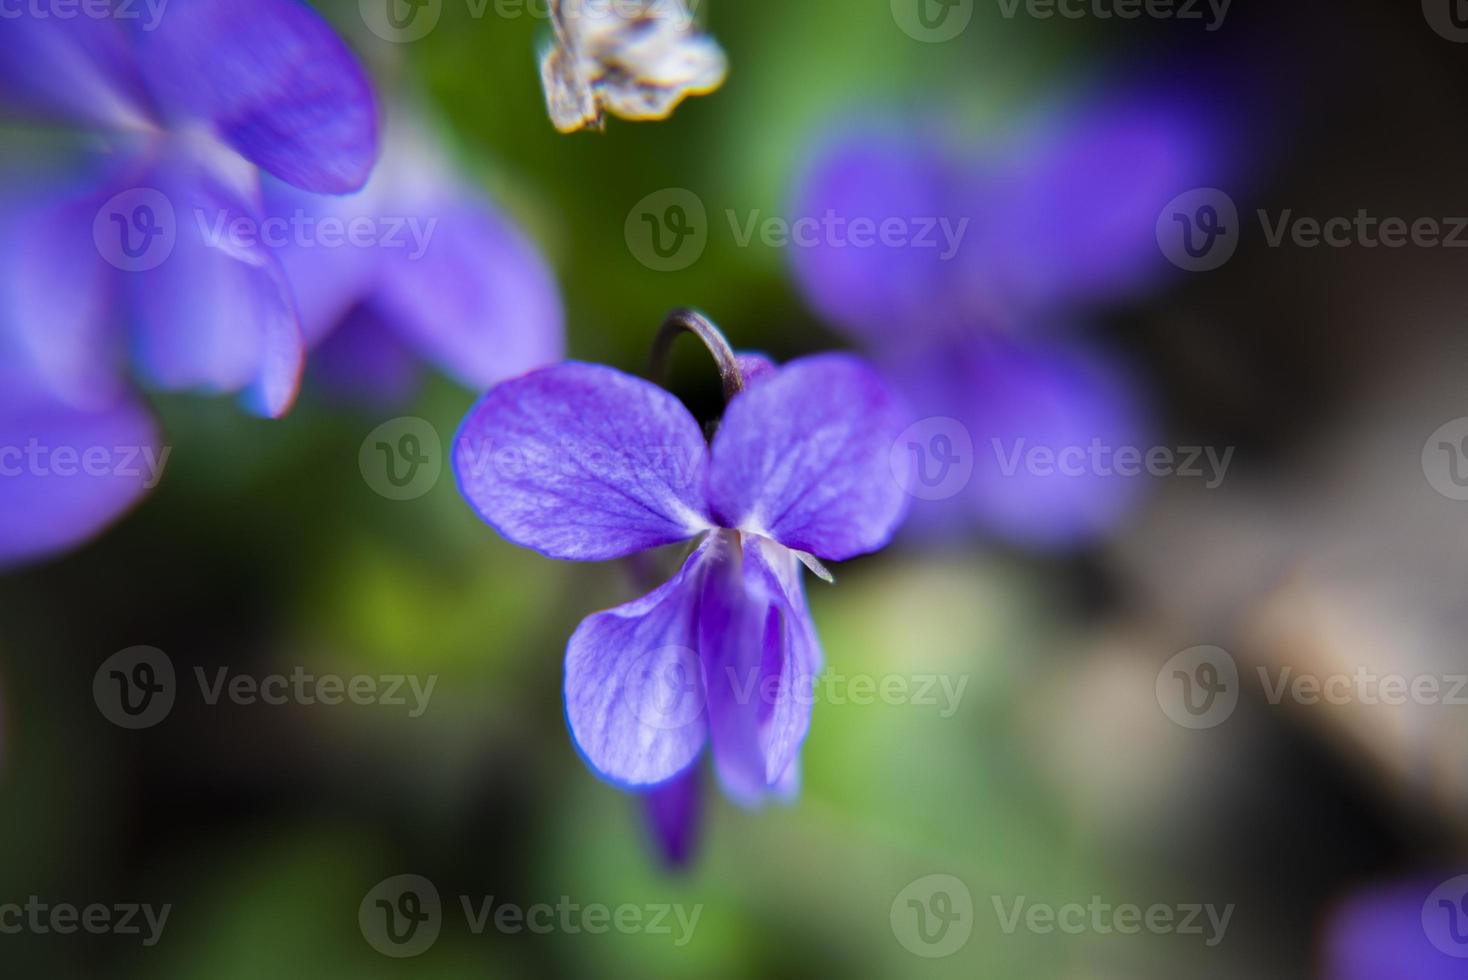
[1322,875,1468,980]
[0,8,563,568]
[453,351,909,860]
[788,89,1225,549]
[263,112,565,406]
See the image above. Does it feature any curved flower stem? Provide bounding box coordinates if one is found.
[648,308,745,405]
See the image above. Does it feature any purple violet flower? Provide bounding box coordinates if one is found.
[452,315,908,852]
[788,87,1226,550]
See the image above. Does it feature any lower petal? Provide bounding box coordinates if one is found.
[701,533,816,806]
[125,155,304,418]
[564,542,711,788]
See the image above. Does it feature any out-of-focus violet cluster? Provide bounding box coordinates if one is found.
[0,5,563,568]
[788,87,1228,550]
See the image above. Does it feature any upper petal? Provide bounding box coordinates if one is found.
[369,194,565,390]
[0,382,162,569]
[134,0,379,193]
[564,542,711,787]
[708,354,910,561]
[787,128,973,343]
[980,91,1223,311]
[454,362,712,561]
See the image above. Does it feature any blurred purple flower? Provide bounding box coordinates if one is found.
[788,87,1225,549]
[262,111,566,406]
[0,8,564,567]
[1322,875,1468,980]
[453,354,908,836]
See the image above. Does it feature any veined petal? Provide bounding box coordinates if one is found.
[454,362,712,561]
[564,542,712,787]
[700,533,816,806]
[134,0,379,193]
[0,383,162,569]
[708,354,909,562]
[125,154,304,418]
